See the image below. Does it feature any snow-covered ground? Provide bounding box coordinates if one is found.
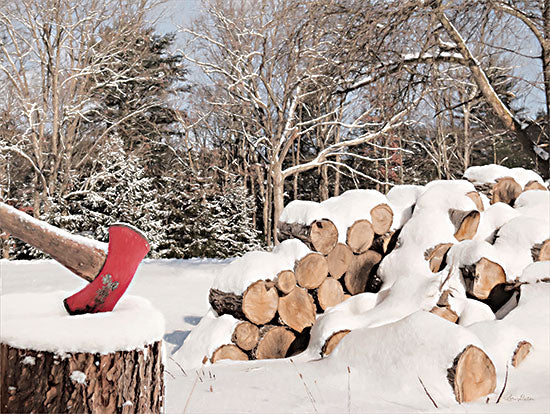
[1,257,548,413]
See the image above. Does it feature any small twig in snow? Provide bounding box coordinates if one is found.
[347,366,352,414]
[290,359,318,414]
[496,364,509,404]
[418,376,438,408]
[183,358,206,414]
[165,370,175,380]
[169,356,188,376]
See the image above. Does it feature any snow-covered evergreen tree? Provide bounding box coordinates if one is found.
[42,136,165,256]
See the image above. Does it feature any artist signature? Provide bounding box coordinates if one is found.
[503,394,534,402]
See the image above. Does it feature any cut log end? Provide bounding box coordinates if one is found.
[346,220,375,254]
[275,270,297,294]
[317,277,345,311]
[511,341,532,368]
[232,322,260,351]
[430,306,458,323]
[310,219,339,255]
[344,250,382,295]
[295,253,329,289]
[448,345,496,403]
[523,180,547,192]
[253,326,296,360]
[322,330,351,356]
[466,191,484,212]
[449,209,480,241]
[424,243,453,273]
[532,239,550,262]
[278,287,316,333]
[242,280,279,325]
[326,243,353,279]
[491,177,522,205]
[211,344,249,363]
[370,203,393,235]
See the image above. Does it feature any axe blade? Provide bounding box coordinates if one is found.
[63,223,150,315]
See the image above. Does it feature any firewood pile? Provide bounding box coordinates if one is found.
[202,164,549,384]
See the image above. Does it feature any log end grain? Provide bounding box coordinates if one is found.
[447,345,496,403]
[344,250,382,295]
[295,253,329,289]
[346,220,375,254]
[310,219,339,255]
[326,243,353,279]
[278,287,316,333]
[242,280,279,325]
[424,243,453,273]
[322,330,351,356]
[370,203,393,235]
[275,270,297,295]
[466,191,484,212]
[211,344,249,363]
[317,277,345,311]
[511,341,532,368]
[254,326,296,360]
[491,177,522,205]
[232,322,260,351]
[523,180,547,192]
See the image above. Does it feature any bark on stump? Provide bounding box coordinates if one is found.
[277,219,338,255]
[211,344,249,363]
[346,220,375,254]
[344,250,382,295]
[0,341,164,414]
[449,209,480,241]
[447,345,496,403]
[491,177,522,205]
[326,243,353,279]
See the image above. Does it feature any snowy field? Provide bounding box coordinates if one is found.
[1,256,549,413]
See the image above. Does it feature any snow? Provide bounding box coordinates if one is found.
[0,290,165,354]
[278,200,329,225]
[513,190,550,221]
[464,164,544,187]
[70,370,87,384]
[21,356,36,365]
[211,239,310,295]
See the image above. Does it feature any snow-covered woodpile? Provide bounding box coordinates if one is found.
[181,164,549,404]
[0,292,165,413]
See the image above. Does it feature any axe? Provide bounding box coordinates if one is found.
[0,202,150,315]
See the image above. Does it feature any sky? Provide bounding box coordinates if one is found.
[151,0,545,120]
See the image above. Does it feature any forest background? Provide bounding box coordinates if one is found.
[1,0,548,259]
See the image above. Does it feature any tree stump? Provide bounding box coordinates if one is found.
[0,292,165,414]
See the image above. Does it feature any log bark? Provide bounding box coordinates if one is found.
[275,270,297,294]
[491,177,522,205]
[316,277,345,311]
[321,330,351,356]
[277,219,338,254]
[295,253,329,289]
[532,239,550,262]
[370,203,393,235]
[0,202,105,282]
[344,250,382,295]
[253,326,296,360]
[209,288,245,320]
[326,243,353,279]
[449,209,480,241]
[447,345,496,403]
[473,183,493,199]
[211,344,249,363]
[0,341,163,414]
[466,191,484,211]
[461,258,506,300]
[278,287,316,333]
[346,220,375,254]
[523,180,547,192]
[511,341,532,368]
[242,280,279,325]
[424,243,453,273]
[430,290,458,323]
[231,322,260,352]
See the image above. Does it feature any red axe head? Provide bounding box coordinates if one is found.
[63,223,150,315]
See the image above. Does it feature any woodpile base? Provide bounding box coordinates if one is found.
[0,341,164,414]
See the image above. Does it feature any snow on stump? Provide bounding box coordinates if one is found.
[0,292,165,414]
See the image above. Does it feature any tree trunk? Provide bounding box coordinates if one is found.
[0,341,164,414]
[272,168,285,245]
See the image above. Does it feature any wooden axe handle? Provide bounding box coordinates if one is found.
[0,202,106,282]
